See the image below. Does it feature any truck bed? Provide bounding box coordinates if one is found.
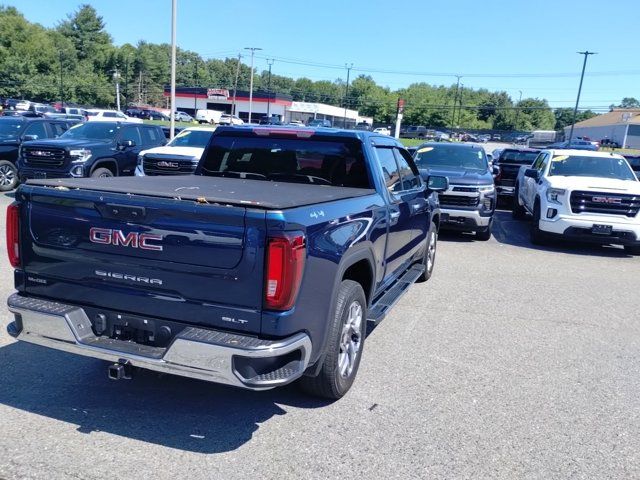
[26,175,375,209]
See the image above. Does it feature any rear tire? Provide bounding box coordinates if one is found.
[512,185,527,220]
[624,245,640,256]
[530,201,547,245]
[417,221,437,282]
[91,167,114,178]
[0,160,19,192]
[299,280,366,400]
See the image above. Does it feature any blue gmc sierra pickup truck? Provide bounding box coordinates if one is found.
[6,126,447,399]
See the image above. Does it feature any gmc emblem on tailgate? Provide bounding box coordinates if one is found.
[89,227,163,251]
[592,196,622,204]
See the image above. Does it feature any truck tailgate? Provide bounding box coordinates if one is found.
[18,186,266,333]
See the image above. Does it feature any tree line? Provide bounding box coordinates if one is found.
[0,4,608,131]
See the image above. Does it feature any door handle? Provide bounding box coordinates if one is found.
[390,211,400,219]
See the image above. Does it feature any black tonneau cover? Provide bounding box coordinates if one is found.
[25,175,376,209]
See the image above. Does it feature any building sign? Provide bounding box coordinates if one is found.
[397,98,405,114]
[207,88,230,99]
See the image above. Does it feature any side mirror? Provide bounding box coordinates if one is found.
[524,168,539,180]
[426,175,449,193]
[119,139,135,149]
[492,165,500,175]
[486,153,493,163]
[23,134,39,141]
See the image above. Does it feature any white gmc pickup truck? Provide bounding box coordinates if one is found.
[512,149,640,255]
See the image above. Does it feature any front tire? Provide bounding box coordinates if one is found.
[476,223,492,241]
[624,245,640,256]
[91,167,114,178]
[530,201,547,245]
[417,221,437,282]
[512,185,527,220]
[0,160,18,192]
[299,280,366,400]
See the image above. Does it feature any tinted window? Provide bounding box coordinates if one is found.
[375,147,401,193]
[142,127,161,145]
[50,122,69,137]
[531,153,546,170]
[24,122,48,140]
[500,150,539,164]
[394,149,421,190]
[120,127,141,145]
[199,135,370,188]
[0,120,24,139]
[103,112,117,118]
[62,122,120,140]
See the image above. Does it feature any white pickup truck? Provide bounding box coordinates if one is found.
[512,149,640,255]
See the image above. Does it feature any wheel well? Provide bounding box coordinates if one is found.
[432,214,440,232]
[342,260,373,303]
[91,159,118,176]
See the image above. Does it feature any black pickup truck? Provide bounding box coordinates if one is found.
[493,147,540,198]
[6,126,448,399]
[17,121,166,181]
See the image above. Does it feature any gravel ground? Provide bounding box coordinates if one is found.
[0,185,638,480]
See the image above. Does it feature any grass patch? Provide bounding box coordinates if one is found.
[143,119,201,129]
[400,138,428,147]
[600,147,640,156]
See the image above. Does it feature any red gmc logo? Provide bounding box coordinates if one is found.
[89,227,163,251]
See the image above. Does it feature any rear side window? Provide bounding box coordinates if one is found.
[103,112,117,118]
[142,127,161,145]
[199,135,371,188]
[50,122,69,137]
[374,147,401,193]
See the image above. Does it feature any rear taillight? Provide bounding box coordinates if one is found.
[265,233,306,310]
[6,203,20,268]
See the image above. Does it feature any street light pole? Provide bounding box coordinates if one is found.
[567,51,596,144]
[113,68,121,111]
[169,0,177,138]
[244,47,262,124]
[193,59,198,114]
[514,90,522,132]
[457,84,464,127]
[231,53,242,117]
[59,52,64,109]
[266,58,274,119]
[450,75,461,130]
[343,63,353,128]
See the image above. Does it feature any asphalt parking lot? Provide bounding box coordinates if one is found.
[0,182,639,479]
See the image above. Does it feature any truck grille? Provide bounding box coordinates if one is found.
[570,190,640,218]
[23,147,66,167]
[438,194,480,207]
[143,156,197,176]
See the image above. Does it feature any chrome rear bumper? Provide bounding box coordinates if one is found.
[7,294,311,390]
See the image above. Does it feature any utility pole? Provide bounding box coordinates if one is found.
[266,58,274,118]
[343,63,353,128]
[124,56,130,107]
[450,75,461,130]
[113,68,121,111]
[59,52,64,109]
[457,84,464,128]
[231,53,242,117]
[244,47,262,123]
[514,90,523,132]
[169,0,177,138]
[567,51,596,144]
[193,59,198,114]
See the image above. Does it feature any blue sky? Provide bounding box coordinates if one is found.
[6,0,639,111]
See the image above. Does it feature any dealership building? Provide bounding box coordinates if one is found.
[564,109,640,149]
[164,87,371,127]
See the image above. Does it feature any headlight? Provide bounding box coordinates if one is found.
[546,188,566,205]
[69,149,92,163]
[477,184,495,193]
